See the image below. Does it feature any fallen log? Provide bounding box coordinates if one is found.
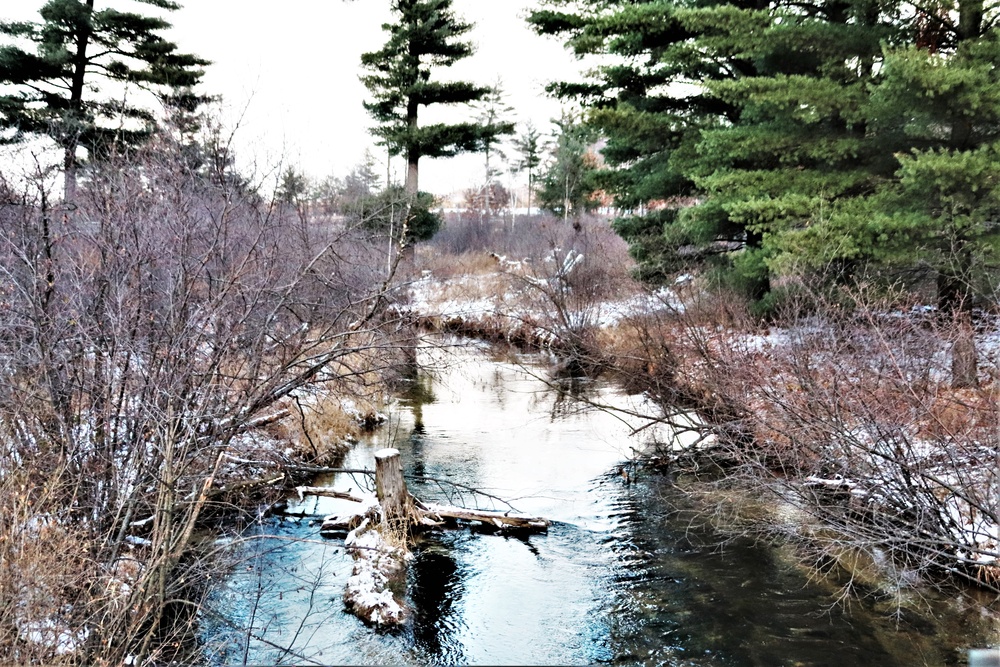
[293,486,368,504]
[306,448,551,627]
[342,517,408,627]
[319,512,366,535]
[341,449,414,626]
[419,503,548,532]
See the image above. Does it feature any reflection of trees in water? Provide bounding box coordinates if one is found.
[410,433,426,477]
[408,541,466,663]
[549,374,592,420]
[401,372,436,433]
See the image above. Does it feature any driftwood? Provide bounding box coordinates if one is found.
[298,448,549,627]
[420,503,548,531]
[300,450,549,536]
[293,486,367,504]
[319,499,549,535]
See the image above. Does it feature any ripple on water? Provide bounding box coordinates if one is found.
[205,343,991,666]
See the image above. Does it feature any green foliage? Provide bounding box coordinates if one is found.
[513,122,543,175]
[276,166,310,205]
[531,0,1000,308]
[356,186,441,245]
[513,121,544,213]
[537,112,602,219]
[0,0,208,173]
[360,0,512,196]
[476,81,516,180]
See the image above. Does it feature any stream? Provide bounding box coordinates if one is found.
[201,340,997,666]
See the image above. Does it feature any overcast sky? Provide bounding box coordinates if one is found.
[3,1,587,195]
[170,1,587,194]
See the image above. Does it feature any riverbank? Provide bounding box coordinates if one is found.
[205,339,1000,664]
[404,220,1000,637]
[0,149,412,665]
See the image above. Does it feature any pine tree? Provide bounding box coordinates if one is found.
[669,0,901,301]
[276,166,310,205]
[360,0,511,199]
[529,0,768,283]
[0,0,208,201]
[537,111,601,223]
[513,122,543,215]
[533,0,1000,308]
[474,80,516,219]
[787,2,1000,310]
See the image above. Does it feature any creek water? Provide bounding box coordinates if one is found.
[202,341,993,666]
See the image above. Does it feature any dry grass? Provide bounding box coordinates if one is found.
[0,468,94,664]
[415,248,501,280]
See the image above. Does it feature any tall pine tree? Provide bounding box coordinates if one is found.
[532,0,1000,308]
[513,122,543,215]
[785,0,1000,310]
[361,0,512,199]
[529,0,769,284]
[0,0,208,200]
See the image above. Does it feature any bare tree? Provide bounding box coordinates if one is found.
[0,122,412,663]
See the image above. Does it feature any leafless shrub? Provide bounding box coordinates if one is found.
[492,217,636,368]
[0,128,407,663]
[611,283,1000,594]
[741,295,1000,592]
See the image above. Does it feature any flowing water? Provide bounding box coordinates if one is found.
[202,341,997,666]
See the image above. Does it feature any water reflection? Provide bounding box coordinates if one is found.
[409,534,469,664]
[601,477,904,667]
[204,342,992,666]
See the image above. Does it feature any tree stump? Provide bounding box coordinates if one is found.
[374,448,417,534]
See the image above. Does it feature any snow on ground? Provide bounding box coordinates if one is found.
[409,269,1000,579]
[407,271,681,328]
[18,617,88,657]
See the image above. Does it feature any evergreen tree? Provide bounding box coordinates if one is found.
[528,0,767,283]
[343,150,381,201]
[513,121,543,215]
[669,0,901,300]
[537,112,601,222]
[784,3,1000,310]
[276,166,310,205]
[474,80,516,217]
[531,0,1000,308]
[0,0,208,200]
[356,186,441,245]
[360,0,511,199]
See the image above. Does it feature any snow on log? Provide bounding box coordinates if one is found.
[319,494,378,537]
[419,503,549,532]
[342,518,409,626]
[323,448,551,626]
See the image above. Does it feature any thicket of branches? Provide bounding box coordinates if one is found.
[0,127,410,663]
[598,285,1000,596]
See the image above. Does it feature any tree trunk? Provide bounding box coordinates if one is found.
[405,96,419,198]
[374,448,416,529]
[527,170,533,217]
[63,0,95,205]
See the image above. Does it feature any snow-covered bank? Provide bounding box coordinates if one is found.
[405,259,1000,589]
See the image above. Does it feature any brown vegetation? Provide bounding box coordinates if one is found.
[416,215,999,600]
[0,128,409,663]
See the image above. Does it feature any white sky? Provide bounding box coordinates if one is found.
[1,1,588,196]
[0,0,580,194]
